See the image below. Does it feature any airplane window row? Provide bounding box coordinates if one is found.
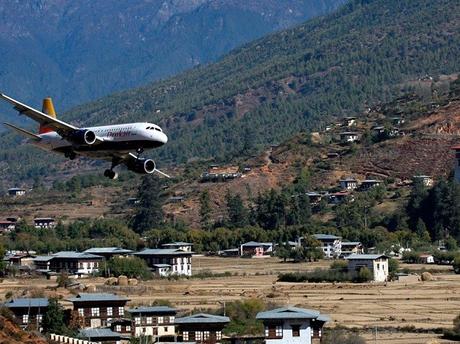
[146,126,162,132]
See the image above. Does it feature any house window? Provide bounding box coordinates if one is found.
[196,331,202,341]
[203,331,210,340]
[276,325,283,337]
[158,316,164,324]
[135,317,141,325]
[377,263,380,270]
[146,317,152,324]
[107,307,113,316]
[216,331,222,340]
[78,308,84,316]
[292,325,300,337]
[91,307,100,316]
[126,325,131,332]
[23,314,29,324]
[183,331,189,341]
[164,327,168,332]
[265,327,269,337]
[37,314,43,322]
[116,325,122,332]
[170,316,175,322]
[118,307,124,316]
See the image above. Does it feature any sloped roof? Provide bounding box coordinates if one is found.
[241,241,273,247]
[83,247,133,254]
[128,306,177,314]
[313,234,341,240]
[256,307,328,321]
[79,328,123,339]
[5,298,48,308]
[345,254,388,260]
[52,251,103,259]
[68,293,129,303]
[134,248,192,256]
[175,313,230,324]
[162,242,192,246]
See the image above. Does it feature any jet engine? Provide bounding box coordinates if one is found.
[127,158,156,174]
[68,129,97,145]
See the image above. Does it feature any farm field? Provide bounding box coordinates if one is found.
[0,256,458,343]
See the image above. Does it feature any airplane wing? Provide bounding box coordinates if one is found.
[106,152,171,178]
[3,122,42,141]
[0,92,78,135]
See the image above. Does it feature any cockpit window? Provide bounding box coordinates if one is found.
[155,128,162,132]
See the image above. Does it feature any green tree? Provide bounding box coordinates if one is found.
[225,192,249,228]
[199,190,212,230]
[104,256,152,279]
[42,298,67,334]
[356,267,372,283]
[131,175,164,233]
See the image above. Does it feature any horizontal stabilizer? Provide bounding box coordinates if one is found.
[3,122,41,141]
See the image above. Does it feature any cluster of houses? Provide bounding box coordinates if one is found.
[0,216,58,233]
[4,242,194,278]
[201,165,249,183]
[3,294,330,344]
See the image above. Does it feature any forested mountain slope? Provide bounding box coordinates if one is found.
[1,0,459,185]
[0,0,343,118]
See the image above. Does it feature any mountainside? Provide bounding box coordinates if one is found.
[0,0,344,118]
[1,0,459,186]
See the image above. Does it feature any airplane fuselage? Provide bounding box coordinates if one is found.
[34,122,168,159]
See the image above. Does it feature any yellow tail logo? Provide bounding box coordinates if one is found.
[39,97,56,134]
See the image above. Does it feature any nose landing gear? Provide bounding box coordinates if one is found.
[64,151,76,160]
[104,169,118,180]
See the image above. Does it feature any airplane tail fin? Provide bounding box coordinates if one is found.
[39,97,56,134]
[4,122,41,141]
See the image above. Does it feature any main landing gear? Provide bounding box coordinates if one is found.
[64,151,76,160]
[104,157,121,180]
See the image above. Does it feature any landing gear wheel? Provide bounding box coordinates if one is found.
[65,151,77,160]
[104,169,118,180]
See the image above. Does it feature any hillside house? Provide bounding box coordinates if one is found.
[176,313,230,344]
[7,187,26,196]
[391,117,405,126]
[240,241,274,257]
[168,196,185,203]
[83,247,133,260]
[339,132,359,143]
[340,242,364,257]
[412,175,434,187]
[339,178,358,190]
[360,179,382,190]
[328,191,352,204]
[78,328,129,344]
[34,217,56,229]
[161,242,193,252]
[312,234,342,259]
[4,298,48,331]
[0,220,16,232]
[128,306,177,339]
[201,166,242,182]
[343,116,357,127]
[345,254,389,282]
[306,192,323,205]
[33,251,104,276]
[68,293,130,328]
[419,254,435,264]
[327,151,340,159]
[372,126,385,134]
[256,306,329,344]
[134,248,192,276]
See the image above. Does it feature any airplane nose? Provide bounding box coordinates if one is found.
[161,132,168,144]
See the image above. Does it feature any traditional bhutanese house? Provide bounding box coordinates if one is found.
[412,175,434,188]
[326,151,340,159]
[161,242,193,252]
[201,166,242,182]
[4,298,49,331]
[4,252,36,271]
[256,306,329,344]
[128,306,177,339]
[79,328,130,344]
[419,253,435,264]
[240,241,273,257]
[345,254,389,282]
[7,187,26,196]
[110,318,133,336]
[0,220,16,233]
[343,116,357,127]
[312,234,342,259]
[372,125,385,134]
[68,293,130,328]
[33,217,56,229]
[306,192,322,205]
[339,131,359,143]
[340,242,364,257]
[219,248,240,257]
[328,191,352,204]
[83,247,133,260]
[33,251,104,276]
[175,313,230,344]
[339,178,358,190]
[134,248,192,276]
[360,179,382,191]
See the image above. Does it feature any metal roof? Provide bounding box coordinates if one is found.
[345,254,388,260]
[256,307,328,321]
[52,251,103,259]
[162,242,193,246]
[79,328,123,339]
[33,255,54,262]
[313,234,341,240]
[68,293,129,303]
[175,313,230,324]
[241,241,273,247]
[83,247,133,254]
[128,306,177,314]
[134,248,192,256]
[5,298,49,308]
[341,242,362,246]
[153,264,171,268]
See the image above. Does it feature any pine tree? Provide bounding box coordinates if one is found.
[42,298,66,334]
[199,190,212,230]
[131,175,164,234]
[226,192,249,228]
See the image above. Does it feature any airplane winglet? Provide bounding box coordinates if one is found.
[3,122,41,141]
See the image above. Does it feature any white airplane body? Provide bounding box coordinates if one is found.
[1,93,169,179]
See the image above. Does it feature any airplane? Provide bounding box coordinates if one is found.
[0,93,169,179]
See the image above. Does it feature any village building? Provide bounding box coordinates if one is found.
[339,132,359,143]
[412,175,434,187]
[328,191,352,204]
[175,313,230,344]
[201,166,242,182]
[33,217,56,229]
[256,306,329,344]
[340,242,364,257]
[326,151,340,159]
[312,234,342,259]
[4,252,36,271]
[345,254,389,282]
[7,187,26,196]
[4,298,48,331]
[419,253,435,264]
[78,328,129,344]
[219,248,240,257]
[372,126,385,134]
[360,179,382,190]
[161,242,193,252]
[391,117,405,126]
[305,192,323,205]
[128,306,177,339]
[240,241,274,257]
[33,251,104,276]
[110,318,133,336]
[68,293,130,328]
[339,178,358,190]
[134,248,192,276]
[0,220,16,232]
[168,196,185,203]
[83,247,133,260]
[343,116,357,127]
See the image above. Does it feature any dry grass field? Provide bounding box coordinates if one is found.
[1,256,459,343]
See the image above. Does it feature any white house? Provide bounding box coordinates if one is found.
[256,307,329,344]
[161,242,193,252]
[128,306,177,338]
[339,132,359,143]
[345,254,389,282]
[134,248,192,276]
[7,187,26,196]
[412,175,434,187]
[339,178,358,190]
[312,234,342,259]
[240,241,274,257]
